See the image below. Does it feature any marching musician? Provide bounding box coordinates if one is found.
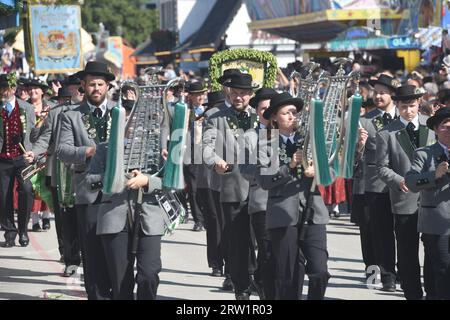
[56,61,116,299]
[194,91,227,278]
[405,107,450,300]
[240,87,278,300]
[257,92,330,300]
[358,74,399,291]
[86,140,166,300]
[24,78,56,233]
[202,73,258,300]
[201,75,238,291]
[376,85,435,300]
[25,84,80,277]
[0,73,35,248]
[185,80,208,232]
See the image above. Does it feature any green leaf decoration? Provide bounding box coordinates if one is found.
[209,48,278,91]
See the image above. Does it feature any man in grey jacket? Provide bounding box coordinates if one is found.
[203,73,258,300]
[86,140,166,300]
[376,85,435,299]
[358,74,399,291]
[405,107,450,300]
[56,61,116,300]
[27,91,80,277]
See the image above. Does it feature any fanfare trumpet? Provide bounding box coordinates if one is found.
[21,153,47,180]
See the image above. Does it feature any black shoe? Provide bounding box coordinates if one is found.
[192,222,204,232]
[381,282,396,292]
[62,265,78,277]
[2,240,15,248]
[32,223,42,232]
[211,267,223,277]
[249,276,265,300]
[222,276,234,291]
[42,218,51,230]
[18,233,29,247]
[235,292,250,300]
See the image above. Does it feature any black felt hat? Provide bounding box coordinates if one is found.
[218,68,242,85]
[392,85,425,101]
[249,87,278,108]
[187,81,207,94]
[0,73,17,88]
[203,91,225,107]
[223,73,259,90]
[369,74,400,91]
[263,92,304,120]
[65,74,81,86]
[23,77,50,91]
[426,107,450,130]
[75,61,115,82]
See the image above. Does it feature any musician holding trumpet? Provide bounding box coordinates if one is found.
[0,73,35,248]
[257,92,330,300]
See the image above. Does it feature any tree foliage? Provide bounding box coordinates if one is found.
[81,0,158,48]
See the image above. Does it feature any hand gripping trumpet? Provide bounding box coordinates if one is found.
[21,152,47,180]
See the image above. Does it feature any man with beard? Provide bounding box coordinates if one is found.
[203,73,259,300]
[56,61,116,299]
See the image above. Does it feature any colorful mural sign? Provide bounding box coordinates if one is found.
[29,5,82,74]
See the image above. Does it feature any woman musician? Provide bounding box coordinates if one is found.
[256,92,330,300]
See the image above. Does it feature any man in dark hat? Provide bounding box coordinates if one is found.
[203,73,259,300]
[405,107,450,300]
[27,81,81,276]
[258,92,330,300]
[184,80,208,232]
[358,73,399,291]
[56,61,116,299]
[376,85,436,300]
[0,73,35,248]
[64,74,84,104]
[241,87,277,299]
[190,90,227,279]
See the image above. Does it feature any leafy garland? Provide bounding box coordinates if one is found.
[209,48,278,91]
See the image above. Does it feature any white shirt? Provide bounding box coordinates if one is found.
[87,99,108,117]
[438,141,449,159]
[380,107,396,119]
[400,115,419,131]
[280,133,295,145]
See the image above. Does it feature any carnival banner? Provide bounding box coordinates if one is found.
[29,5,82,74]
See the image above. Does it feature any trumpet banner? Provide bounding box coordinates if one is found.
[103,106,126,195]
[339,94,362,179]
[162,100,189,190]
